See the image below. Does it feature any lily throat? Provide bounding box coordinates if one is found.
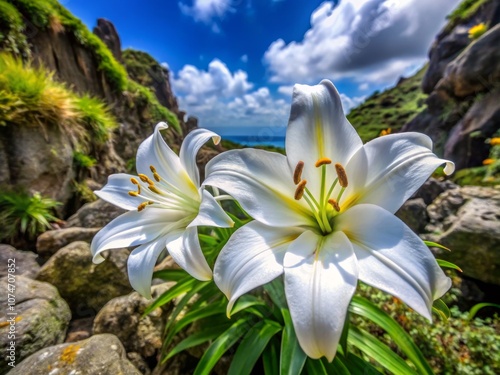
[293,158,349,235]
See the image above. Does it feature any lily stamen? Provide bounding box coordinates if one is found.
[294,180,307,200]
[128,191,139,197]
[335,163,348,188]
[293,161,305,184]
[328,198,340,212]
[315,157,332,168]
[137,200,154,212]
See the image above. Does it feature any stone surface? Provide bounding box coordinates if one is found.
[36,227,101,258]
[0,276,71,374]
[412,178,458,205]
[9,334,141,375]
[65,317,94,343]
[66,198,125,228]
[444,88,500,170]
[437,24,500,98]
[36,241,132,315]
[0,121,75,213]
[424,186,500,285]
[0,245,40,279]
[396,198,428,234]
[93,285,172,359]
[93,18,123,62]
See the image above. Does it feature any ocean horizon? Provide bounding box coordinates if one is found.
[222,135,285,149]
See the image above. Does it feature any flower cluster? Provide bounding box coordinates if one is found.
[91,80,454,361]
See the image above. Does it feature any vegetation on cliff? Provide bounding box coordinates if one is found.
[347,66,428,143]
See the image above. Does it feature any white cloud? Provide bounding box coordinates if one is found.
[358,82,369,91]
[277,85,294,97]
[179,0,234,32]
[172,59,290,128]
[339,93,366,113]
[240,54,248,63]
[264,0,460,86]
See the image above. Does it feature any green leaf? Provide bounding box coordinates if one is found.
[144,276,201,315]
[280,308,306,375]
[194,319,249,375]
[432,299,451,322]
[199,233,219,246]
[468,302,500,320]
[262,337,280,375]
[152,269,189,281]
[169,300,227,338]
[228,320,282,375]
[323,356,351,375]
[350,296,434,375]
[348,326,418,375]
[304,358,328,374]
[344,353,383,375]
[436,259,463,272]
[165,322,231,360]
[423,241,450,251]
[264,278,287,310]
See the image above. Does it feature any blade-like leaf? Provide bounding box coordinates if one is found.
[436,259,462,272]
[280,308,306,375]
[348,326,418,375]
[432,299,450,322]
[262,336,280,375]
[344,353,384,375]
[165,322,231,360]
[144,277,201,315]
[350,296,434,375]
[468,302,500,320]
[423,241,450,251]
[152,268,189,281]
[194,319,249,375]
[228,320,282,375]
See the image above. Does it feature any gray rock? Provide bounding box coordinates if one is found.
[93,18,123,62]
[66,199,125,228]
[0,245,40,279]
[36,241,132,315]
[437,24,500,98]
[424,186,500,285]
[396,198,428,234]
[36,227,101,258]
[411,178,458,205]
[0,276,71,374]
[444,88,500,170]
[9,334,141,375]
[93,285,172,359]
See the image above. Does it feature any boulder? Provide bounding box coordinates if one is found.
[437,24,500,98]
[36,241,132,315]
[424,186,500,285]
[93,284,172,359]
[422,24,470,94]
[36,227,101,258]
[66,198,125,228]
[9,334,141,375]
[444,88,500,170]
[411,178,458,205]
[0,276,71,374]
[396,198,428,234]
[0,245,40,279]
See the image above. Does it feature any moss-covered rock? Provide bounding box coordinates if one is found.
[0,276,71,374]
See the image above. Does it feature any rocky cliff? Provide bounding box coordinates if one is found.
[0,0,191,218]
[402,0,500,175]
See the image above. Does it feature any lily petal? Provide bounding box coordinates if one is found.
[214,221,303,316]
[136,122,196,194]
[128,238,167,298]
[188,189,234,228]
[284,230,358,362]
[205,149,314,227]
[94,173,145,211]
[343,132,455,213]
[286,80,363,197]
[166,226,212,281]
[91,208,185,263]
[180,128,220,187]
[337,204,451,320]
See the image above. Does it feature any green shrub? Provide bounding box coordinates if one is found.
[73,151,96,169]
[353,282,500,374]
[0,190,61,241]
[0,0,28,55]
[74,94,117,145]
[447,0,489,24]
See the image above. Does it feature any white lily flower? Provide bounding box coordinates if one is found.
[91,123,234,298]
[204,80,454,361]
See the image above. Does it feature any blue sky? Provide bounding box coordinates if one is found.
[64,0,460,135]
